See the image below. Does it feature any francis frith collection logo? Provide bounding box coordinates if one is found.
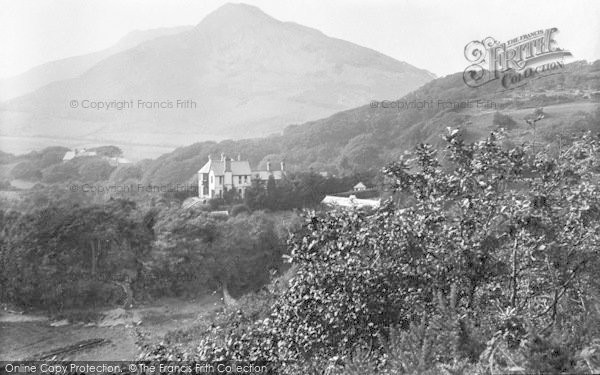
[463,28,572,89]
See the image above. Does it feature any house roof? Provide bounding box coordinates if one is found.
[354,182,367,189]
[321,195,380,209]
[181,197,204,209]
[253,170,283,180]
[63,151,75,161]
[198,159,252,176]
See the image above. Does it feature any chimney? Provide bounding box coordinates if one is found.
[266,161,271,172]
[225,157,231,172]
[280,160,285,172]
[208,154,212,161]
[237,154,241,161]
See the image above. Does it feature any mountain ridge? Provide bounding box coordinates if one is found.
[1,2,435,150]
[0,25,193,102]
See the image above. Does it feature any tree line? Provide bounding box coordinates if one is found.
[0,199,295,311]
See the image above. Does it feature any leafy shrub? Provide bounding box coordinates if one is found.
[139,130,600,372]
[208,198,225,210]
[492,111,517,130]
[231,204,251,216]
[11,161,42,181]
[111,164,143,183]
[78,158,115,182]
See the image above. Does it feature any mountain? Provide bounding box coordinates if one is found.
[0,3,435,153]
[3,61,598,188]
[137,60,600,185]
[0,26,193,102]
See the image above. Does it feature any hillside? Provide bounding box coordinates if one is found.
[0,26,192,102]
[138,60,600,185]
[1,3,434,151]
[2,61,598,189]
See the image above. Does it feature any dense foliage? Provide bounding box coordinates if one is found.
[0,201,291,310]
[140,130,600,373]
[242,172,376,210]
[0,199,150,310]
[145,208,285,297]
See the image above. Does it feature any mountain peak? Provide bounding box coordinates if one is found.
[215,3,269,16]
[196,3,276,31]
[4,2,436,150]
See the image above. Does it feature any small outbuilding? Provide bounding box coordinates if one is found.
[353,182,367,191]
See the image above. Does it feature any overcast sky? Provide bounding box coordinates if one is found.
[1,0,599,80]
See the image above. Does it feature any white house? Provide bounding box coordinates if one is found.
[106,157,131,167]
[353,182,367,191]
[198,154,285,199]
[62,148,97,161]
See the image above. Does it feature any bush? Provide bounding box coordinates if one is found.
[138,130,600,371]
[208,198,225,210]
[11,161,42,181]
[111,165,143,183]
[493,111,517,130]
[78,158,115,182]
[231,204,251,216]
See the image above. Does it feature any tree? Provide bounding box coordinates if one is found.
[340,134,382,172]
[90,145,123,157]
[148,209,285,297]
[78,158,115,182]
[197,129,600,365]
[11,161,42,181]
[0,199,152,310]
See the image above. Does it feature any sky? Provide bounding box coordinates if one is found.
[1,0,599,79]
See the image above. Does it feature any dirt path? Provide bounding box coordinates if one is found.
[0,294,224,361]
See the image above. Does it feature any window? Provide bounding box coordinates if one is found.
[238,176,242,184]
[210,175,213,183]
[244,175,248,183]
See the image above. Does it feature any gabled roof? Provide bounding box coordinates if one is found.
[198,160,252,176]
[63,151,75,161]
[230,161,252,175]
[253,170,284,180]
[354,182,367,189]
[198,160,221,174]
